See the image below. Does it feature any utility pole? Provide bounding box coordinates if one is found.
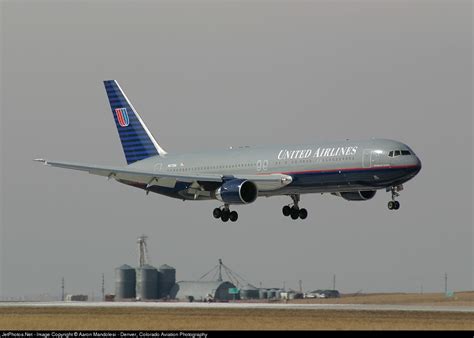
[61,277,65,301]
[299,280,303,293]
[333,274,336,290]
[444,273,448,295]
[101,273,105,301]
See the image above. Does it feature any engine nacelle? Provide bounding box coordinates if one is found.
[215,179,258,204]
[337,190,376,201]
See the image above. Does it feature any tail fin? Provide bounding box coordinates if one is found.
[104,80,167,164]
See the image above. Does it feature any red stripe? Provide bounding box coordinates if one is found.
[117,110,125,126]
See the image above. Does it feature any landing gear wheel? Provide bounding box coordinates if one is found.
[229,211,238,222]
[221,209,230,222]
[299,208,308,220]
[290,207,300,220]
[282,205,291,217]
[213,208,222,219]
[387,186,402,211]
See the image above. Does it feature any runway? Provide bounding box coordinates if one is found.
[1,301,472,313]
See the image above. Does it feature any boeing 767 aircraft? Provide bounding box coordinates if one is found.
[36,80,422,222]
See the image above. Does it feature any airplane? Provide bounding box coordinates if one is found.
[35,80,422,222]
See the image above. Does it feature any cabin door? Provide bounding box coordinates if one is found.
[362,149,371,168]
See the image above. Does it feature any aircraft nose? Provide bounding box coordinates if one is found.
[414,155,422,173]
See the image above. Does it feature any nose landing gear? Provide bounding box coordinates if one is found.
[282,194,308,220]
[213,204,238,222]
[387,185,402,210]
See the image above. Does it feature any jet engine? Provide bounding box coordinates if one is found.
[215,179,258,204]
[336,190,376,201]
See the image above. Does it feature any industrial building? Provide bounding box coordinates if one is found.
[170,281,236,302]
[113,236,313,303]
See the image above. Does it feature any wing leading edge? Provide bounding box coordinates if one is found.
[34,159,292,192]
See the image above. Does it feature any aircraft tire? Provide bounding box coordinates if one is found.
[299,208,308,220]
[221,209,230,222]
[290,207,299,220]
[388,201,394,210]
[229,211,238,222]
[213,208,222,218]
[282,205,291,216]
[394,201,400,210]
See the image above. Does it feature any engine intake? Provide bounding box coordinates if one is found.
[215,179,258,204]
[338,190,376,201]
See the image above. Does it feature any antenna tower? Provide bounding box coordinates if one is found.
[218,259,223,282]
[137,235,150,267]
[199,258,255,288]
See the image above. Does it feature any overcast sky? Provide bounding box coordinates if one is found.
[1,0,472,299]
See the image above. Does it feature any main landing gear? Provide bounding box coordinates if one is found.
[282,194,308,220]
[387,185,402,210]
[213,204,238,222]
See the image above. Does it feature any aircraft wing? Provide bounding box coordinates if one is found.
[34,159,292,191]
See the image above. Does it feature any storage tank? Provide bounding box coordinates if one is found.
[115,264,136,300]
[240,284,260,300]
[136,264,158,300]
[259,289,268,299]
[157,264,176,299]
[267,289,276,299]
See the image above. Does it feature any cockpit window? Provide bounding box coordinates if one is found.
[389,150,412,157]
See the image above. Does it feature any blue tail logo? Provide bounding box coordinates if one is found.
[104,80,167,165]
[115,108,130,127]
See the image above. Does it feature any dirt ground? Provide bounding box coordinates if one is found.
[0,307,473,330]
[1,292,472,330]
[288,291,474,307]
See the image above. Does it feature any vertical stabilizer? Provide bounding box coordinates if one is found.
[104,80,167,164]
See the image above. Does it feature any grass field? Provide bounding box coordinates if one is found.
[1,307,473,330]
[292,291,474,307]
[0,292,472,330]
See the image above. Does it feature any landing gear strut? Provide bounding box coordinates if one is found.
[213,204,238,222]
[387,185,402,210]
[282,194,308,220]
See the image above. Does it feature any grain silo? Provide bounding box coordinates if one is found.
[157,264,176,299]
[115,264,136,300]
[136,264,158,300]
